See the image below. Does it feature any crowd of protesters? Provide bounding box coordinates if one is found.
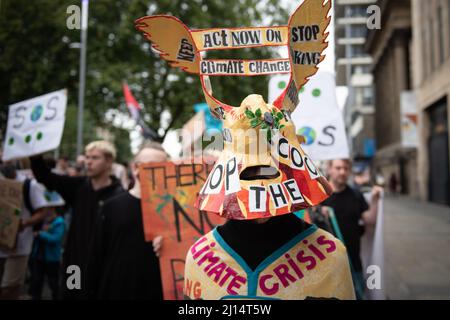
[0,141,166,300]
[0,140,383,300]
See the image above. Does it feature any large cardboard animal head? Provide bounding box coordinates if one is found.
[136,0,333,219]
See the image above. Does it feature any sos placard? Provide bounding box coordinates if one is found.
[2,89,67,161]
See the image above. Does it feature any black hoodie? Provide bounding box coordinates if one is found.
[30,156,124,299]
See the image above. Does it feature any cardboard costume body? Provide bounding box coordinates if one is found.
[184,224,355,300]
[136,0,355,300]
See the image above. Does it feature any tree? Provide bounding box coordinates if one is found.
[0,0,289,158]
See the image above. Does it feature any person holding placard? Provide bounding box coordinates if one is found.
[29,140,124,300]
[0,162,49,300]
[135,0,355,300]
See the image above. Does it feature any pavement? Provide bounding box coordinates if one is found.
[384,195,450,299]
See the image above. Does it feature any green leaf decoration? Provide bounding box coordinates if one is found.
[244,109,255,119]
[261,122,269,129]
[279,124,285,129]
[255,108,262,118]
[267,129,272,142]
[276,112,284,121]
[274,118,279,127]
[250,118,260,128]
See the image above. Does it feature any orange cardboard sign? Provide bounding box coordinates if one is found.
[139,161,225,300]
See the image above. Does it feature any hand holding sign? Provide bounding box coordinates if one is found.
[2,89,67,161]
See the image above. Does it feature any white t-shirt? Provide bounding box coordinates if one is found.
[0,174,48,258]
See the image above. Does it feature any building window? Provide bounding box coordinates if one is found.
[345,5,367,18]
[350,25,367,38]
[448,0,450,58]
[353,65,371,74]
[422,25,428,80]
[429,18,435,72]
[438,5,445,65]
[362,87,373,106]
[351,45,369,58]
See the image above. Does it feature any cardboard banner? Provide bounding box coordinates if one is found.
[200,59,291,76]
[0,179,23,250]
[269,72,349,161]
[0,201,21,250]
[2,89,67,161]
[135,0,331,117]
[361,193,385,300]
[184,224,356,300]
[0,179,23,208]
[139,161,225,300]
[191,26,288,51]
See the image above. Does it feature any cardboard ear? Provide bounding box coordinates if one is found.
[288,0,331,99]
[135,15,200,74]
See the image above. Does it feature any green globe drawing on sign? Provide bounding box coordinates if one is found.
[30,104,43,122]
[277,81,286,89]
[297,126,316,145]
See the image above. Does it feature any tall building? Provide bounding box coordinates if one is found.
[365,0,417,197]
[334,0,377,161]
[411,0,450,205]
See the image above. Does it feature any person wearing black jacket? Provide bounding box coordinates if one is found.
[88,145,167,300]
[30,140,124,300]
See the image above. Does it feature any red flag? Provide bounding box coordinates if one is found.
[123,82,141,121]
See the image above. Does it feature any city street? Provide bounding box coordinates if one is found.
[385,196,450,299]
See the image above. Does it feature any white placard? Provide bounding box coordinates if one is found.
[269,72,349,161]
[2,89,67,161]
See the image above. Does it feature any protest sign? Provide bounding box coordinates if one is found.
[2,89,67,161]
[0,201,21,250]
[0,179,23,250]
[269,72,349,161]
[139,161,225,300]
[0,178,23,208]
[361,192,385,300]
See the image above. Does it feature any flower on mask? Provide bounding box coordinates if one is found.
[244,108,285,142]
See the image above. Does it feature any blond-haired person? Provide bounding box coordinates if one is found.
[88,145,167,299]
[30,140,124,300]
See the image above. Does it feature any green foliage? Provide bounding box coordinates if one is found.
[0,0,288,159]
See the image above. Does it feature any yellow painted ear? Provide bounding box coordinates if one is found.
[135,15,200,74]
[288,0,331,90]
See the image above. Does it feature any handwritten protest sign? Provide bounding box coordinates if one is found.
[0,178,23,208]
[269,72,350,161]
[2,89,67,161]
[0,179,23,250]
[0,201,21,250]
[139,161,225,300]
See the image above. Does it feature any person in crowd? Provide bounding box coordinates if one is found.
[184,96,355,300]
[321,159,383,299]
[76,155,86,176]
[29,140,124,299]
[111,162,129,190]
[54,156,70,175]
[88,144,167,299]
[0,162,49,300]
[389,172,398,196]
[66,166,78,177]
[29,191,66,300]
[352,165,372,194]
